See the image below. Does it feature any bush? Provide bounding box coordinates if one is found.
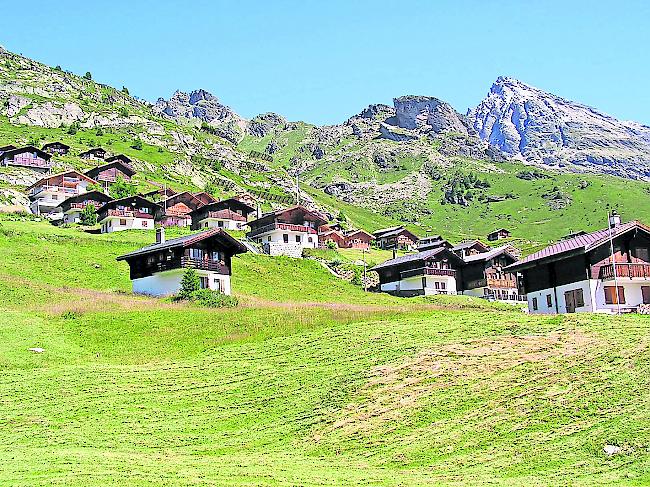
[67,121,80,135]
[178,268,200,299]
[80,203,97,226]
[109,175,138,199]
[188,289,239,308]
[326,240,337,250]
[131,139,143,150]
[84,71,92,80]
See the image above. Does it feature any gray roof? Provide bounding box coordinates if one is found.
[462,244,516,263]
[452,240,490,252]
[116,228,247,261]
[371,248,445,271]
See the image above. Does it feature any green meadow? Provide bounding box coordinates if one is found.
[0,219,649,485]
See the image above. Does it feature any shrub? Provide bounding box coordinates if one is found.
[109,175,138,199]
[84,71,92,80]
[326,240,337,250]
[95,127,104,136]
[67,121,80,135]
[189,289,239,308]
[122,86,129,95]
[119,107,129,117]
[131,139,143,150]
[179,268,200,299]
[80,203,97,226]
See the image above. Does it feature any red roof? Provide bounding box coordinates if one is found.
[506,220,650,271]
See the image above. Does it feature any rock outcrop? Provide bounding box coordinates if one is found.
[468,76,650,179]
[394,96,470,135]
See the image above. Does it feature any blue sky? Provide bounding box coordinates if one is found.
[5,0,650,124]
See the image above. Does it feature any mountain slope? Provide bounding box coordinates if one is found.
[468,76,650,179]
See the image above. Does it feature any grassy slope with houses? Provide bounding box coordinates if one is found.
[1,218,650,485]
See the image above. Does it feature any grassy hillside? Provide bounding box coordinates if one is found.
[0,219,649,485]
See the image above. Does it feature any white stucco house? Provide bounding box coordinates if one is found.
[97,195,161,233]
[189,198,256,231]
[506,217,650,314]
[116,227,248,296]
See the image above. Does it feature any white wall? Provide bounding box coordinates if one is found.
[100,217,154,233]
[199,218,245,231]
[256,229,318,257]
[132,269,232,296]
[379,275,456,295]
[592,279,649,313]
[526,279,594,314]
[63,210,81,224]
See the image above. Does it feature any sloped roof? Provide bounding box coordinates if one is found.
[463,244,517,263]
[2,146,52,160]
[105,154,132,164]
[371,247,463,271]
[117,228,247,261]
[374,226,418,240]
[96,195,161,213]
[345,229,374,239]
[373,226,404,237]
[79,147,106,156]
[452,240,491,252]
[42,141,70,150]
[505,220,650,272]
[188,198,256,217]
[27,170,98,190]
[85,159,136,178]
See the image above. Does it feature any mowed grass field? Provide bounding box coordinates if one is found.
[0,219,649,485]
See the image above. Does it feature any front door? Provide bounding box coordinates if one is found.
[564,290,576,313]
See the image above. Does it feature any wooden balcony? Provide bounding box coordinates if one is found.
[401,267,456,279]
[248,222,317,238]
[599,263,650,280]
[9,155,51,169]
[181,257,227,273]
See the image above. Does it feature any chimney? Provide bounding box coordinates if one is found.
[256,203,262,219]
[156,226,165,244]
[609,210,621,228]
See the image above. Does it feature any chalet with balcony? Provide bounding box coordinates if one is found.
[79,147,107,161]
[374,226,419,250]
[116,227,247,296]
[57,191,112,224]
[27,171,98,217]
[190,198,256,231]
[488,228,511,241]
[85,159,136,189]
[343,229,374,249]
[371,247,465,297]
[505,216,650,314]
[247,205,327,257]
[42,142,70,155]
[2,146,52,172]
[97,195,161,233]
[319,229,346,248]
[417,235,451,252]
[460,245,524,302]
[193,191,217,206]
[451,240,491,259]
[160,191,204,227]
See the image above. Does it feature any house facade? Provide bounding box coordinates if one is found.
[27,171,98,217]
[85,159,136,189]
[460,245,525,303]
[190,198,256,231]
[488,228,511,241]
[160,192,204,227]
[318,229,346,248]
[247,205,327,257]
[97,195,161,233]
[374,226,419,250]
[116,227,247,296]
[2,146,52,172]
[57,191,112,224]
[79,147,107,161]
[506,218,650,314]
[42,142,70,155]
[343,229,374,249]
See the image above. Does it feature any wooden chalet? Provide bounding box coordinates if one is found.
[487,228,511,241]
[160,192,204,227]
[97,195,161,233]
[247,205,327,257]
[79,147,107,161]
[343,229,374,250]
[1,146,52,172]
[85,159,136,189]
[105,154,132,164]
[372,247,465,297]
[319,229,346,248]
[451,240,491,259]
[117,227,247,296]
[27,170,99,216]
[506,217,650,314]
[374,226,419,251]
[193,191,217,206]
[190,198,256,231]
[461,245,524,302]
[57,190,112,224]
[42,142,70,155]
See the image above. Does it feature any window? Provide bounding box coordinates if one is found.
[532,297,538,311]
[283,234,289,243]
[199,276,208,289]
[604,286,626,305]
[440,281,446,290]
[546,294,553,307]
[119,219,126,226]
[213,279,222,292]
[434,282,440,290]
[211,251,223,262]
[267,236,272,242]
[189,248,204,259]
[205,222,209,228]
[633,247,649,262]
[642,286,650,305]
[295,235,301,243]
[308,237,313,243]
[218,221,224,228]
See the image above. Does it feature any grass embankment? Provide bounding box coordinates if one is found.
[0,220,649,485]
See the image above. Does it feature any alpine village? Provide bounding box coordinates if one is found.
[2,37,650,486]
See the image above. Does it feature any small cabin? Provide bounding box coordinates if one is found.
[451,240,491,259]
[319,230,346,248]
[343,229,374,250]
[85,160,136,189]
[42,142,70,155]
[1,146,52,172]
[190,198,256,231]
[461,245,523,302]
[116,227,247,296]
[57,191,112,224]
[97,195,161,233]
[374,226,419,251]
[487,228,511,241]
[79,147,107,161]
[160,192,205,227]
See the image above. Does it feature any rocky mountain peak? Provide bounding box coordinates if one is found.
[153,88,241,126]
[393,95,469,135]
[468,77,650,179]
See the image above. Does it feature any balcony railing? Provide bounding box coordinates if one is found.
[181,257,227,273]
[599,263,650,280]
[400,267,456,279]
[248,222,317,238]
[106,209,154,219]
[487,277,518,289]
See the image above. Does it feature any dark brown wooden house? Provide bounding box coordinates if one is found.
[42,142,70,155]
[374,226,419,250]
[1,146,52,172]
[85,160,136,189]
[487,228,511,241]
[79,147,107,161]
[97,195,161,233]
[461,245,523,302]
[160,191,205,227]
[190,198,256,231]
[117,227,247,296]
[58,190,112,224]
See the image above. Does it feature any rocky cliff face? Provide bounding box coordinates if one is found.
[468,77,650,179]
[394,96,470,135]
